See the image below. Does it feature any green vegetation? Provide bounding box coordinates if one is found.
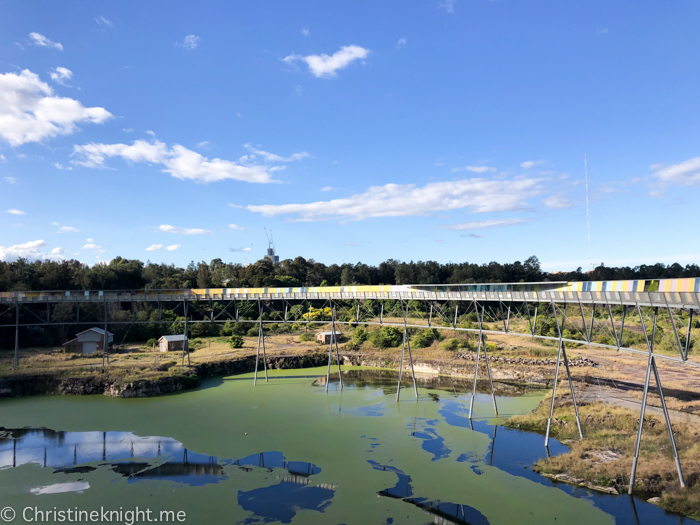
[369,326,403,348]
[228,334,244,349]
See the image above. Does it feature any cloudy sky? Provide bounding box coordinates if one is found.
[1,1,699,271]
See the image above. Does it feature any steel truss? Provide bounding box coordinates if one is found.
[1,293,698,494]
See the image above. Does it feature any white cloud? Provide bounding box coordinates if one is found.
[0,154,5,162]
[451,165,496,174]
[58,226,79,233]
[320,186,333,192]
[227,246,252,252]
[54,162,72,170]
[283,45,370,78]
[145,130,155,136]
[6,209,25,215]
[542,195,572,209]
[123,128,133,132]
[0,70,111,146]
[243,143,309,162]
[461,233,484,239]
[0,239,49,262]
[145,244,163,251]
[302,28,310,37]
[196,141,210,149]
[159,224,211,235]
[436,218,530,230]
[82,242,98,249]
[397,37,407,47]
[95,16,113,27]
[86,238,94,242]
[438,0,456,13]
[52,222,59,226]
[4,177,17,184]
[50,247,66,255]
[49,67,72,85]
[166,244,181,251]
[29,33,63,51]
[72,140,286,184]
[248,177,542,221]
[179,35,200,50]
[228,224,244,230]
[520,160,545,169]
[95,248,105,254]
[651,157,700,186]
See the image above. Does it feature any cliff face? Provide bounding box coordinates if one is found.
[0,353,331,399]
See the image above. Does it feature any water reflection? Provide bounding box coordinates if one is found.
[369,460,489,525]
[0,428,225,487]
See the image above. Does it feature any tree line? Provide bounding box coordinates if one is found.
[2,255,698,292]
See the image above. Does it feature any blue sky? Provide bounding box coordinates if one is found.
[1,1,699,271]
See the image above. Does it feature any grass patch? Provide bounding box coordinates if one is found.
[506,397,700,519]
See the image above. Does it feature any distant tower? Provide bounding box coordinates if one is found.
[264,228,279,263]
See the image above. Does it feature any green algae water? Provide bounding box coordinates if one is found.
[0,368,694,524]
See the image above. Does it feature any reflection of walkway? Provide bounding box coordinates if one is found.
[0,429,224,485]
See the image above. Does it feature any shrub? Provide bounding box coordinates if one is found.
[369,326,403,348]
[299,333,313,342]
[247,326,260,337]
[269,323,279,332]
[441,338,459,351]
[146,338,158,348]
[353,327,369,344]
[228,334,244,349]
[412,328,442,348]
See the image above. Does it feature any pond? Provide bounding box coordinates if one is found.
[0,367,695,525]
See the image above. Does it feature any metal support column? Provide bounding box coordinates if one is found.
[332,306,343,390]
[102,298,108,368]
[685,310,694,361]
[182,301,190,366]
[629,306,657,494]
[480,304,498,417]
[667,306,685,360]
[651,357,685,487]
[552,302,583,439]
[254,300,268,385]
[578,301,590,343]
[469,302,497,418]
[13,302,19,369]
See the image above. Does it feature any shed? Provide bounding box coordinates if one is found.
[63,328,114,355]
[315,330,343,345]
[158,334,188,353]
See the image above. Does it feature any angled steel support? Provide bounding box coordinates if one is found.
[13,302,19,369]
[254,300,268,385]
[333,305,343,390]
[396,301,418,401]
[607,304,620,348]
[325,305,343,392]
[102,298,109,368]
[588,304,596,343]
[545,301,583,443]
[619,306,626,349]
[578,301,590,343]
[628,307,685,492]
[685,310,694,361]
[182,300,190,366]
[667,306,685,360]
[629,306,657,494]
[651,356,685,487]
[469,302,497,418]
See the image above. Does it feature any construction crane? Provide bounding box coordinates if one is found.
[263,228,279,263]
